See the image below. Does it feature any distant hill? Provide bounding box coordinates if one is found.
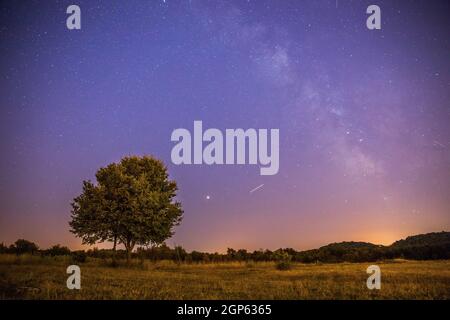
[319,241,381,251]
[390,231,450,248]
[383,231,450,261]
[316,232,450,252]
[295,241,385,263]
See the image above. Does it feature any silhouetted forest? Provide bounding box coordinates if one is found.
[1,231,449,263]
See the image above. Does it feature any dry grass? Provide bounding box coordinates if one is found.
[0,254,448,299]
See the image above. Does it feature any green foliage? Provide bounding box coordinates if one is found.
[69,156,183,260]
[0,243,7,254]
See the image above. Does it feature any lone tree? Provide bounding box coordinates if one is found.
[69,156,183,262]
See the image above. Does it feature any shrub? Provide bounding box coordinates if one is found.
[71,251,87,263]
[274,251,292,271]
[12,239,39,255]
[45,245,71,257]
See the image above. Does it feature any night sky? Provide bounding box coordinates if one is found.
[0,0,449,252]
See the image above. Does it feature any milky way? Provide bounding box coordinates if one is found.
[0,0,449,252]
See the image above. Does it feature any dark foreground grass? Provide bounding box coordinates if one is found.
[0,254,448,299]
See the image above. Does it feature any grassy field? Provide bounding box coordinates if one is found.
[0,254,449,299]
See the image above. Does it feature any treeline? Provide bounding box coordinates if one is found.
[0,239,81,258]
[1,232,449,263]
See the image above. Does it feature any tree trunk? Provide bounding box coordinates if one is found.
[126,248,131,263]
[125,240,134,264]
[112,235,117,263]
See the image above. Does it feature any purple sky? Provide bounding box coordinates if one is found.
[0,0,449,252]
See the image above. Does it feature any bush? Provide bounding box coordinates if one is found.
[12,239,39,255]
[71,251,87,263]
[274,251,292,271]
[275,260,292,270]
[45,245,71,257]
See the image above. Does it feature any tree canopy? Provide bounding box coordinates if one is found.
[69,155,183,261]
